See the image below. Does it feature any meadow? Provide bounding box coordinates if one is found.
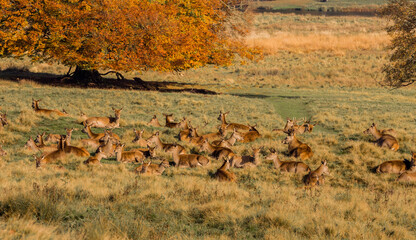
[2,9,416,240]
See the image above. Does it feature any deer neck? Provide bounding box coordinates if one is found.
[27,139,39,151]
[153,136,165,149]
[371,128,383,139]
[202,141,215,153]
[271,154,282,168]
[66,132,72,146]
[253,151,261,165]
[313,164,325,176]
[33,102,40,111]
[288,137,301,151]
[115,149,123,161]
[85,126,96,138]
[172,150,180,165]
[37,135,46,147]
[219,161,230,171]
[228,134,238,145]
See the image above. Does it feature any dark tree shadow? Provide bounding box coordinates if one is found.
[0,68,218,95]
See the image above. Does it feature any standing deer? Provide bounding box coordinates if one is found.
[146,131,186,154]
[230,147,262,168]
[171,145,210,168]
[266,148,310,173]
[136,160,170,175]
[282,131,314,161]
[303,160,329,188]
[115,144,145,163]
[363,123,399,151]
[31,99,68,116]
[83,107,123,129]
[147,115,162,127]
[213,157,236,182]
[217,111,250,132]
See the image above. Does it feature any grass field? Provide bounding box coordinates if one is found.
[2,7,416,240]
[250,0,389,11]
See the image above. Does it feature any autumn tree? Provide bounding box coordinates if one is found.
[0,0,257,82]
[380,0,416,87]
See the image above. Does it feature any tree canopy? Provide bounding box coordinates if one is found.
[381,0,416,87]
[0,0,258,76]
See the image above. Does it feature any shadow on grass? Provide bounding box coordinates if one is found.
[0,68,217,95]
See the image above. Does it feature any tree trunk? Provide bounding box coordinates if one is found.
[70,66,103,84]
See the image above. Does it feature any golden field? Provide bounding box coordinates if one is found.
[2,10,416,240]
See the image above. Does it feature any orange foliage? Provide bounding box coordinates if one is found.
[0,0,258,72]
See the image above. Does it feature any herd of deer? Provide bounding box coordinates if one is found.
[0,99,414,188]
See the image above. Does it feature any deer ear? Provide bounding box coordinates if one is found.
[322,160,327,165]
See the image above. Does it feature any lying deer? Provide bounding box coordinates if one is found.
[34,136,67,168]
[97,135,119,158]
[230,147,262,168]
[166,117,189,129]
[84,107,123,129]
[199,139,234,160]
[25,136,57,153]
[213,157,236,182]
[218,111,250,132]
[171,145,210,168]
[147,115,162,127]
[135,160,170,175]
[282,131,314,161]
[211,128,243,148]
[375,155,415,174]
[363,123,399,151]
[0,112,8,129]
[397,170,416,182]
[266,148,310,173]
[45,128,74,144]
[0,144,7,157]
[82,124,120,141]
[189,127,224,145]
[303,160,329,188]
[132,129,147,147]
[132,145,157,159]
[274,118,316,134]
[83,147,105,165]
[146,131,186,154]
[61,135,90,157]
[115,144,145,163]
[31,99,68,117]
[179,125,193,142]
[236,125,261,143]
[163,113,175,125]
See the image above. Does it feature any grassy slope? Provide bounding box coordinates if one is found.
[2,10,416,240]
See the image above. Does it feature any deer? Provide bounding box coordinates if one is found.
[83,107,123,129]
[163,113,175,124]
[230,147,262,168]
[0,144,7,157]
[171,145,210,168]
[133,145,157,159]
[61,135,90,157]
[45,128,74,144]
[31,99,68,116]
[178,125,193,142]
[274,118,315,135]
[363,123,399,151]
[83,147,105,165]
[189,126,224,145]
[82,124,120,140]
[211,128,243,148]
[375,155,415,174]
[236,125,261,143]
[147,115,162,127]
[97,135,118,158]
[199,138,234,160]
[78,111,88,124]
[217,111,250,132]
[266,148,310,173]
[132,129,147,147]
[135,160,170,175]
[34,136,67,168]
[0,112,8,129]
[213,157,236,182]
[166,117,189,129]
[115,144,145,163]
[303,160,329,188]
[282,131,314,161]
[146,131,186,154]
[34,133,59,152]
